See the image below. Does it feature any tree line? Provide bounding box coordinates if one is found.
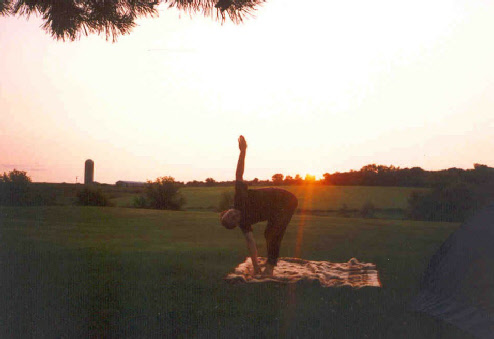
[184,163,494,188]
[186,164,494,222]
[3,164,494,223]
[0,170,185,210]
[322,163,494,187]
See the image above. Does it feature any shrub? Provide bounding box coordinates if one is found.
[217,191,234,212]
[133,195,149,208]
[76,187,111,206]
[136,176,185,210]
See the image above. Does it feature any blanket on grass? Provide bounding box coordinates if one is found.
[225,257,381,288]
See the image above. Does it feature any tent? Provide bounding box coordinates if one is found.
[410,203,494,339]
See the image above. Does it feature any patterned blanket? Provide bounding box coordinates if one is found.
[225,257,381,288]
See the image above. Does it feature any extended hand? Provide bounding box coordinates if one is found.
[238,135,247,152]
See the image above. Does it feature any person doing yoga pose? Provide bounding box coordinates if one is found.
[220,136,298,276]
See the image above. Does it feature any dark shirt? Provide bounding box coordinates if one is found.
[234,181,296,233]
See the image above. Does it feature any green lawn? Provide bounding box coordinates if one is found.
[31,183,428,219]
[0,206,471,338]
[111,185,428,215]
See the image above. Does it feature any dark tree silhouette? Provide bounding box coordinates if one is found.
[283,175,294,185]
[0,169,32,206]
[294,174,303,183]
[0,0,264,41]
[205,177,216,186]
[271,173,284,185]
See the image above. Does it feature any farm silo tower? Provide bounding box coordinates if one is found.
[84,159,94,185]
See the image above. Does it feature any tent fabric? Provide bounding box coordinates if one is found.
[410,203,494,339]
[225,257,381,288]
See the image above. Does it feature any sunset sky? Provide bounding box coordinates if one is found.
[1,0,493,184]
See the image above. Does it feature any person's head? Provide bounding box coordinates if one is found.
[220,209,241,229]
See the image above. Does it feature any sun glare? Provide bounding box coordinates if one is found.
[1,1,494,184]
[294,182,314,258]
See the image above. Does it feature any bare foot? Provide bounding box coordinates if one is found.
[262,264,274,277]
[253,266,261,276]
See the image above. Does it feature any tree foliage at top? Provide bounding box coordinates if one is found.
[0,168,32,184]
[0,169,32,206]
[0,0,264,41]
[136,176,185,210]
[271,173,283,185]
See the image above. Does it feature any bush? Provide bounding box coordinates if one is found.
[133,195,149,208]
[0,169,32,206]
[135,177,185,210]
[76,187,111,206]
[217,191,234,212]
[360,201,376,218]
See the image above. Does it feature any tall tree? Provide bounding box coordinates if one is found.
[205,177,216,186]
[0,0,264,41]
[271,173,284,185]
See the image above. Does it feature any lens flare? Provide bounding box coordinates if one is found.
[294,184,314,258]
[282,184,315,333]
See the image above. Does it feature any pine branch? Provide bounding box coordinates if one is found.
[1,0,264,41]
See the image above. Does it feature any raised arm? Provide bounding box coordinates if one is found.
[236,135,247,181]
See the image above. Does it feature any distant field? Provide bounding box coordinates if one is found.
[30,183,143,206]
[110,185,429,215]
[0,206,469,338]
[29,183,429,219]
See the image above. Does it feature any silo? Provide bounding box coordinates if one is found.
[84,159,94,185]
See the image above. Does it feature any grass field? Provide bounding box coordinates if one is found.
[30,183,429,219]
[111,185,429,217]
[0,206,472,338]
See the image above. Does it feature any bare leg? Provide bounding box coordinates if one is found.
[262,263,274,276]
[264,217,290,275]
[263,194,298,276]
